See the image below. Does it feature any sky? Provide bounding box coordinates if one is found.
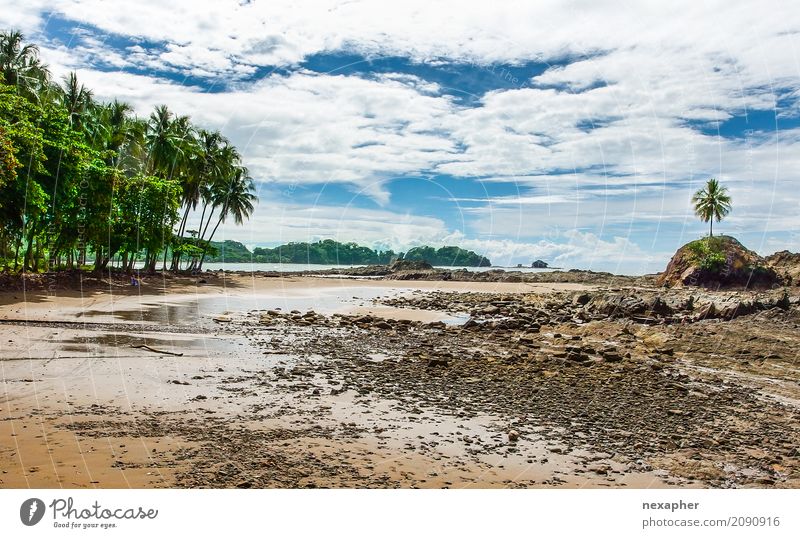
[2,0,800,273]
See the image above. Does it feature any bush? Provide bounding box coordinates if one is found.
[687,238,727,272]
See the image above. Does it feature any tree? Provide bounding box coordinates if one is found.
[198,166,256,270]
[0,31,256,274]
[691,178,732,237]
[59,72,93,131]
[0,31,50,102]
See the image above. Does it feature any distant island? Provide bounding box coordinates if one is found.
[205,239,492,267]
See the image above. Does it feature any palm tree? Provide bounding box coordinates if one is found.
[0,30,50,100]
[195,143,240,243]
[59,72,94,131]
[692,178,732,237]
[177,129,225,238]
[198,166,256,270]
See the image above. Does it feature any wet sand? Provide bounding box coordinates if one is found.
[1,274,796,488]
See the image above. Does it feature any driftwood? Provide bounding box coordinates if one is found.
[130,344,184,356]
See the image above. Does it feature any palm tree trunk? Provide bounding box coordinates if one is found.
[199,205,216,243]
[13,234,21,272]
[198,212,225,271]
[710,219,713,238]
[196,200,209,243]
[178,203,191,238]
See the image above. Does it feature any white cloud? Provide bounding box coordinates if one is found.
[37,66,460,204]
[7,1,799,77]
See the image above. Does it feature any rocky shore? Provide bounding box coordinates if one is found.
[219,284,799,487]
[1,272,798,488]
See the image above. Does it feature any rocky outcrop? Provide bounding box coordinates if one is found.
[389,259,433,272]
[657,236,780,289]
[531,260,549,268]
[766,250,800,286]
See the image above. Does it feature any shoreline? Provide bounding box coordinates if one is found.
[1,273,798,488]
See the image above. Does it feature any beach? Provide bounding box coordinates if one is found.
[1,271,798,488]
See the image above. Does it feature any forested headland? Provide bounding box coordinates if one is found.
[205,240,492,267]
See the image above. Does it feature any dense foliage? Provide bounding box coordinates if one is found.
[0,31,256,273]
[686,236,728,272]
[205,239,491,267]
[251,240,398,265]
[403,245,490,267]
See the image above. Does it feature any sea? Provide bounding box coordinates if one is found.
[197,263,559,273]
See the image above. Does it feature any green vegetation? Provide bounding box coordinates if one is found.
[204,239,491,267]
[686,236,727,272]
[0,30,255,273]
[403,245,490,267]
[692,178,732,237]
[250,240,398,265]
[204,240,250,262]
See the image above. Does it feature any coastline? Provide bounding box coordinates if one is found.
[1,272,798,488]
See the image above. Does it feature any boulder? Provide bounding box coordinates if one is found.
[656,236,780,289]
[389,259,434,272]
[572,292,590,306]
[765,250,800,286]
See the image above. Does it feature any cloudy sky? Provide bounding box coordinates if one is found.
[2,0,799,273]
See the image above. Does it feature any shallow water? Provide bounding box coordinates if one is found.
[126,261,560,273]
[78,286,470,326]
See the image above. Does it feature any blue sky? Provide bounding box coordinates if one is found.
[2,0,800,273]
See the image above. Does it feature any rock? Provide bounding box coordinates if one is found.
[765,250,800,285]
[373,320,393,330]
[657,236,781,289]
[531,260,549,268]
[572,293,590,306]
[426,358,449,368]
[647,296,673,316]
[462,318,479,329]
[508,429,520,442]
[389,259,434,272]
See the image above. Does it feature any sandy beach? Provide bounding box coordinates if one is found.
[1,272,798,488]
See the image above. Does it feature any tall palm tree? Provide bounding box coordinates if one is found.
[195,142,240,243]
[60,72,94,131]
[177,129,225,238]
[198,166,256,270]
[0,30,50,100]
[692,178,732,237]
[104,100,134,155]
[145,105,197,178]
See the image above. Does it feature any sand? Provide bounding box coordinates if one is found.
[2,274,619,489]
